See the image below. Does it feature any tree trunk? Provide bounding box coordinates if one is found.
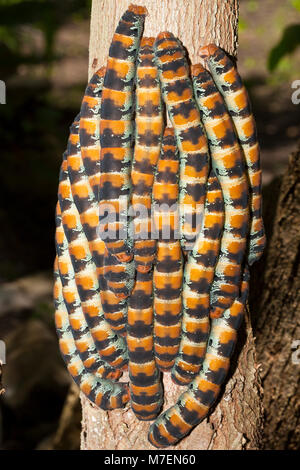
[88,0,239,77]
[81,0,264,450]
[250,146,300,450]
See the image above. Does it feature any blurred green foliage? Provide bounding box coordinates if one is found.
[291,0,300,13]
[238,17,248,33]
[268,24,300,71]
[246,0,258,13]
[267,0,300,72]
[0,0,91,76]
[240,1,300,76]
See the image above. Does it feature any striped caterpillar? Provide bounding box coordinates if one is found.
[154,32,210,255]
[148,267,250,448]
[54,262,129,410]
[131,36,164,273]
[153,128,183,372]
[192,63,249,319]
[199,45,266,266]
[76,69,129,336]
[57,118,128,370]
[127,268,163,420]
[99,5,147,268]
[54,4,265,449]
[172,170,224,384]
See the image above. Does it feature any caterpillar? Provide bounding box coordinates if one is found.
[69,112,129,336]
[199,44,266,266]
[127,269,163,420]
[154,32,210,254]
[152,128,183,372]
[73,69,129,335]
[148,266,250,448]
[172,170,225,383]
[99,5,147,265]
[55,201,117,377]
[57,120,128,369]
[192,63,249,319]
[79,67,104,199]
[131,36,164,273]
[54,258,130,410]
[78,66,133,301]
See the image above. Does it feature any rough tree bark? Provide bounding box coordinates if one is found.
[81,0,264,450]
[250,146,300,450]
[88,0,239,76]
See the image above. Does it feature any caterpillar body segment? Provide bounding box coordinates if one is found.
[127,270,163,420]
[103,241,135,300]
[57,139,128,370]
[154,32,210,254]
[172,171,224,385]
[53,263,130,410]
[99,5,147,264]
[67,114,128,335]
[131,37,164,273]
[199,45,266,265]
[100,246,134,336]
[79,67,104,199]
[192,64,249,319]
[148,267,250,448]
[153,128,183,372]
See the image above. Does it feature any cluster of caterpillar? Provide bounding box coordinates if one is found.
[54,4,265,448]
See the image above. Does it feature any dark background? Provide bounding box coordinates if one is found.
[0,0,299,450]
